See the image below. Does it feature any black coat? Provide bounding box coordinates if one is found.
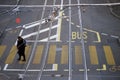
[17,39,26,55]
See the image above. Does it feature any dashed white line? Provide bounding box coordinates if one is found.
[16,26,22,29]
[101,33,119,39]
[5,28,12,31]
[101,33,108,36]
[4,69,54,72]
[79,69,90,71]
[111,35,119,38]
[76,25,80,27]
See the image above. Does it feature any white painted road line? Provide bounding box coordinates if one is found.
[5,28,12,31]
[24,16,59,29]
[79,69,90,71]
[101,33,108,36]
[17,26,23,29]
[101,33,119,39]
[3,64,8,70]
[5,26,22,31]
[24,20,45,29]
[24,20,41,27]
[40,35,58,41]
[111,35,119,38]
[22,24,58,39]
[64,69,90,72]
[26,40,61,42]
[4,69,54,72]
[3,64,55,72]
[25,22,40,29]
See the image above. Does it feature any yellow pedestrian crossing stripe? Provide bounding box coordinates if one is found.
[47,45,56,64]
[89,46,99,65]
[61,45,68,64]
[5,46,17,64]
[75,46,82,64]
[0,45,6,58]
[0,45,116,65]
[103,46,115,65]
[33,45,44,64]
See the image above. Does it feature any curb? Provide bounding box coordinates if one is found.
[109,6,120,19]
[107,0,120,19]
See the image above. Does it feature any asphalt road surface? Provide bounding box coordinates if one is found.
[0,0,120,80]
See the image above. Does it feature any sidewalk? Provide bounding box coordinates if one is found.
[108,0,120,19]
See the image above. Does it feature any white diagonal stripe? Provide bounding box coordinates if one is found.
[22,25,58,39]
[24,20,45,29]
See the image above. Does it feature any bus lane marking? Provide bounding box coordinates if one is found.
[64,14,101,43]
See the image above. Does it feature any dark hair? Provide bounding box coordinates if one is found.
[18,36,22,39]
